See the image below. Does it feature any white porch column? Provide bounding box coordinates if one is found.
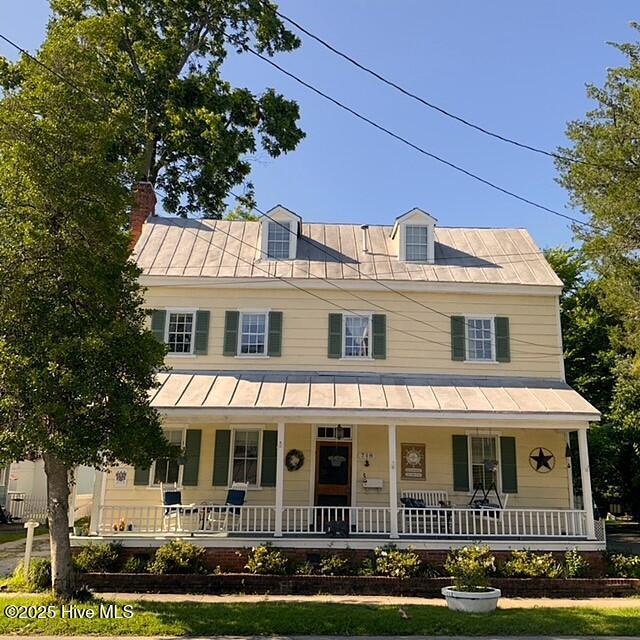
[89,470,105,535]
[577,427,596,540]
[388,423,399,539]
[274,421,285,537]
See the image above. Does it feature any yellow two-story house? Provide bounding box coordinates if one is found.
[87,193,603,553]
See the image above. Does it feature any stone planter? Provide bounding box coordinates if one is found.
[441,586,501,613]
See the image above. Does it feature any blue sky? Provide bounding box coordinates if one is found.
[1,2,636,248]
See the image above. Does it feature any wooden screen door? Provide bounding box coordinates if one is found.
[314,441,352,507]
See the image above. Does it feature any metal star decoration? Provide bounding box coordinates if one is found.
[529,447,555,472]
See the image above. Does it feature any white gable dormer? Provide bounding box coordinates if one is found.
[390,208,437,264]
[260,205,302,260]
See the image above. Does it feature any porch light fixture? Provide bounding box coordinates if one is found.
[565,443,572,458]
[335,424,345,441]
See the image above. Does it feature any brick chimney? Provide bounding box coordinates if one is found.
[130,181,156,250]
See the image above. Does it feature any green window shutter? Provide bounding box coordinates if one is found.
[133,466,150,486]
[452,435,469,492]
[194,311,210,355]
[150,310,166,343]
[182,429,202,486]
[500,436,518,493]
[261,430,278,487]
[495,317,511,363]
[371,314,387,359]
[451,316,466,361]
[223,311,240,356]
[268,311,283,357]
[328,313,343,358]
[212,429,231,486]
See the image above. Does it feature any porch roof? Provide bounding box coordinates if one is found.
[150,371,599,421]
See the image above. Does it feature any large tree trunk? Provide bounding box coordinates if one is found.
[43,453,74,599]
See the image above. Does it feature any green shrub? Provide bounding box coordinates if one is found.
[121,555,149,573]
[374,545,421,579]
[244,544,288,575]
[319,553,352,576]
[563,549,590,578]
[608,553,640,578]
[502,550,562,578]
[7,559,52,592]
[358,557,376,576]
[75,543,122,573]
[147,540,206,574]
[444,544,495,592]
[294,560,315,575]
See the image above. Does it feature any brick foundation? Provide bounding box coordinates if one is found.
[78,572,640,598]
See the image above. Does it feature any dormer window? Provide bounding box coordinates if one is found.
[391,208,437,264]
[405,225,429,262]
[260,206,302,261]
[267,221,291,259]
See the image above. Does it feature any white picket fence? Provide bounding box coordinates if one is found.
[6,493,48,521]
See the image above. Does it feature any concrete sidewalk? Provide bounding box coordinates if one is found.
[0,534,49,577]
[97,592,640,609]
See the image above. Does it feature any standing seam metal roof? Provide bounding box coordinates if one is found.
[134,218,563,287]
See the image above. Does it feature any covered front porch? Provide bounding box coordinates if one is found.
[84,371,603,549]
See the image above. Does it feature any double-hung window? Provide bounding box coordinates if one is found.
[239,312,268,356]
[466,317,494,361]
[232,430,260,485]
[266,221,291,259]
[344,314,370,358]
[470,435,499,491]
[165,311,195,355]
[152,430,184,485]
[405,225,429,262]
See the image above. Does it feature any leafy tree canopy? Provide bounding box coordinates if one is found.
[2,0,305,217]
[556,22,640,360]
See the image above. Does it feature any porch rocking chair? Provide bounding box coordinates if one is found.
[206,482,248,532]
[160,483,197,532]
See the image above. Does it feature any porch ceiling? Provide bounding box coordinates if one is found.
[149,371,599,421]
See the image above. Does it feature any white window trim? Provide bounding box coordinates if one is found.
[465,432,502,495]
[164,308,198,357]
[341,312,373,360]
[235,309,271,358]
[464,314,497,363]
[316,425,353,440]
[149,428,186,488]
[228,426,264,489]
[260,219,297,260]
[398,222,435,263]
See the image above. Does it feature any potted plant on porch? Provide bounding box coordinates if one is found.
[442,544,501,613]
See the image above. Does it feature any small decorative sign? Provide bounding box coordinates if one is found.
[401,443,426,480]
[113,468,128,487]
[529,447,555,473]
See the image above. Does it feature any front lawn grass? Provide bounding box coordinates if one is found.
[0,527,48,545]
[0,597,639,636]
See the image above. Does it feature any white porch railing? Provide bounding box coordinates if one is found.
[398,507,587,538]
[95,504,598,541]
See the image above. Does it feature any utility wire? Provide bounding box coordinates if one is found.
[0,31,564,358]
[227,192,562,354]
[235,39,601,233]
[269,3,634,174]
[0,32,112,113]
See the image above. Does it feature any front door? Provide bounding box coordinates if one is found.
[315,442,352,507]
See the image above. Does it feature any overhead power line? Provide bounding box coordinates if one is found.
[227,192,562,355]
[269,4,634,174]
[0,30,565,360]
[233,39,601,233]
